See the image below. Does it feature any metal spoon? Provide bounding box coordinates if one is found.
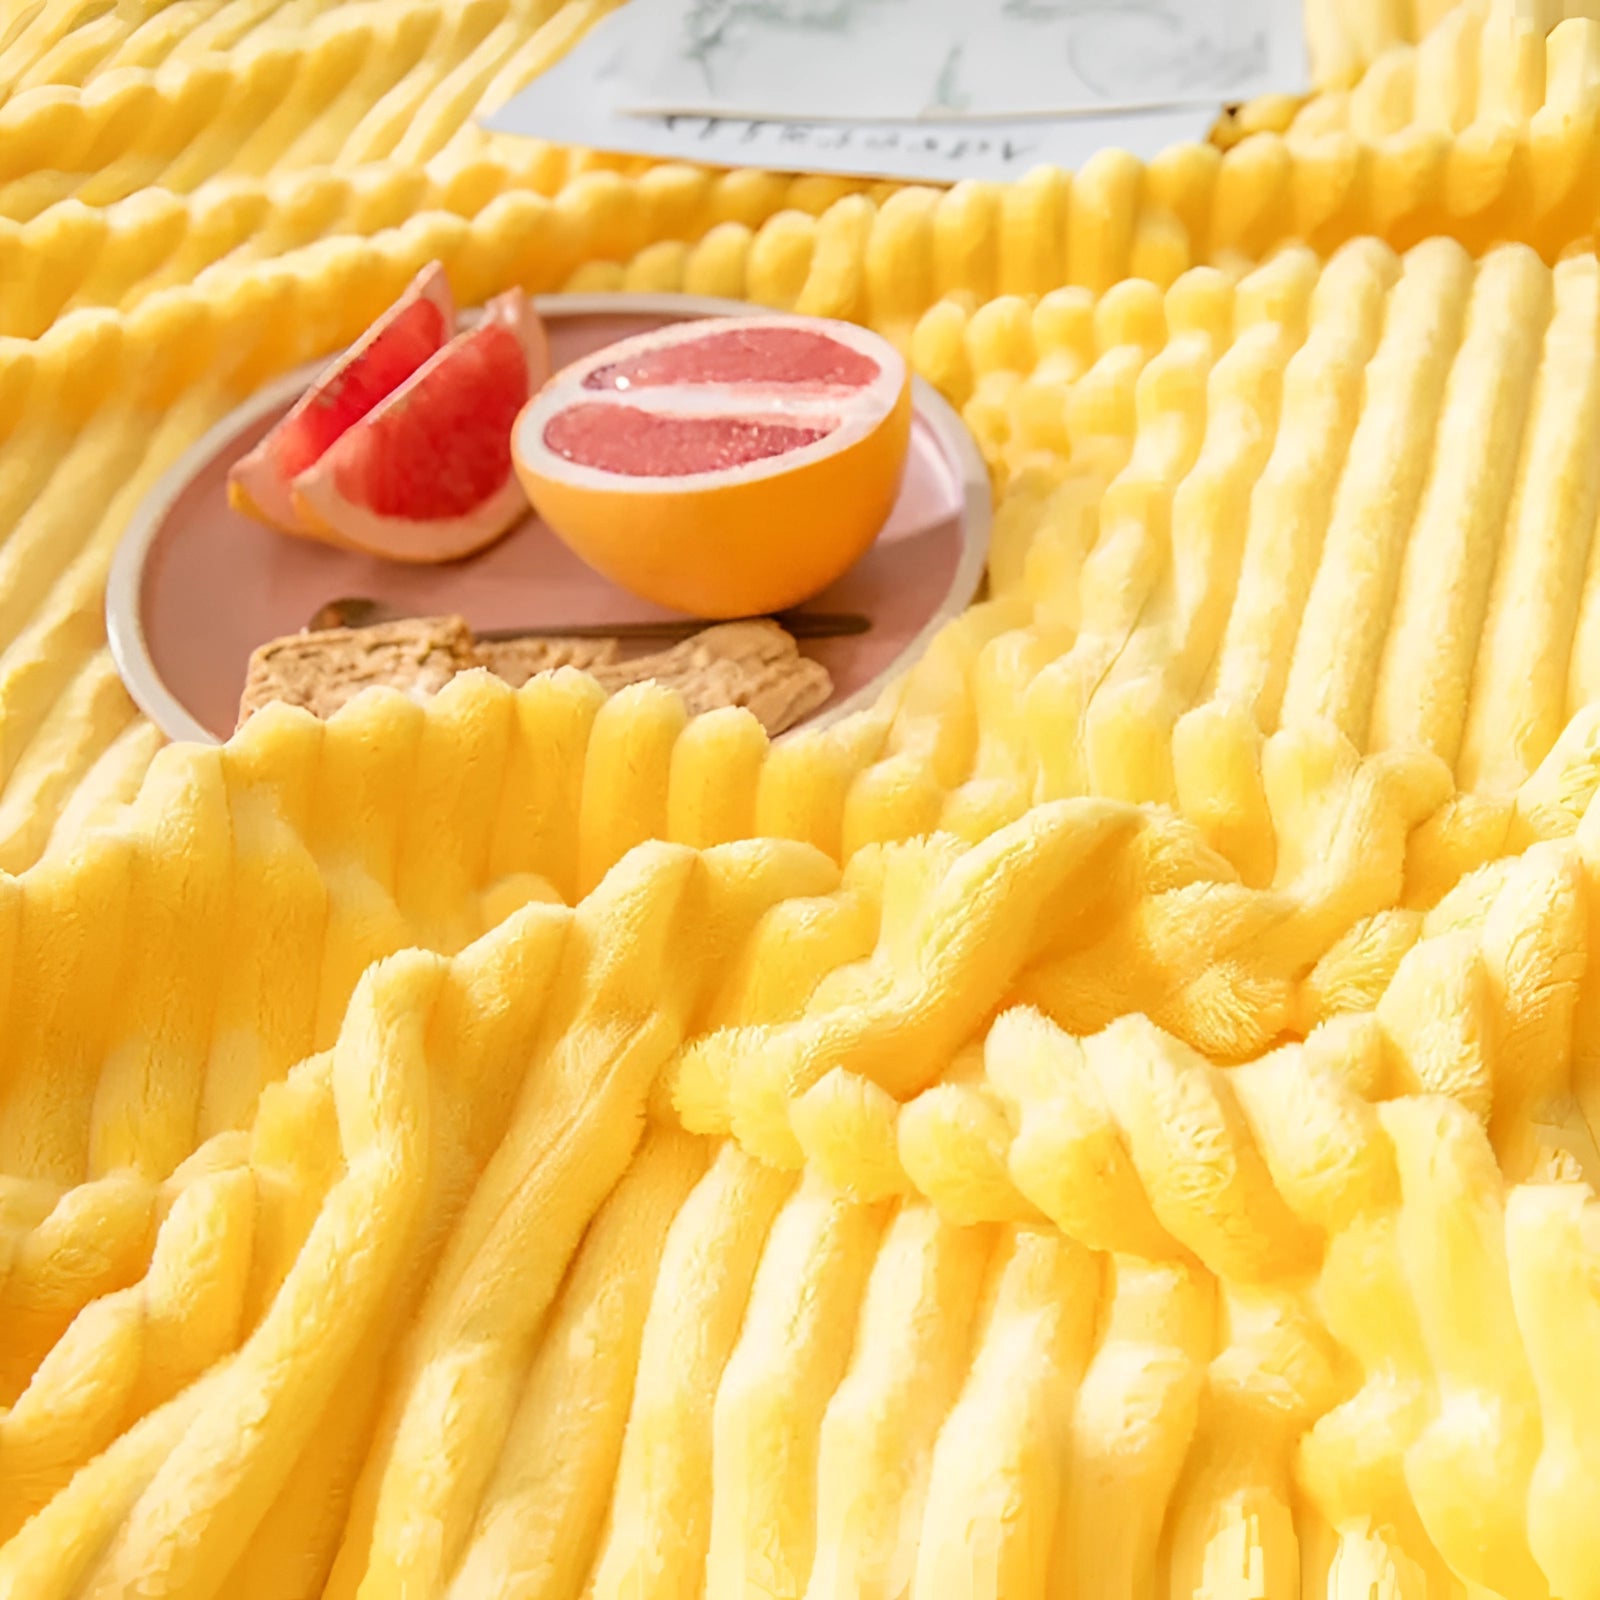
[305,595,871,642]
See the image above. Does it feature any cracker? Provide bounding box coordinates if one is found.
[590,620,833,735]
[237,616,834,737]
[237,615,479,727]
[475,635,621,688]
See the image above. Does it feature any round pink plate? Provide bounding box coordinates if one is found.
[107,293,992,746]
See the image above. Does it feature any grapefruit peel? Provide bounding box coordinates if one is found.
[290,288,548,564]
[228,269,549,564]
[227,261,454,544]
[513,315,912,618]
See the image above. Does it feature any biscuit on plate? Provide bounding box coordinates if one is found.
[237,615,479,727]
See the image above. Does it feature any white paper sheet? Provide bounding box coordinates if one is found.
[481,0,1218,187]
[624,0,1311,123]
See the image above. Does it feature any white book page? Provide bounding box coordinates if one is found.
[624,0,1310,123]
[481,0,1218,187]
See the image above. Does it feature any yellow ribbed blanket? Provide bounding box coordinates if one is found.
[7,1,1600,1596]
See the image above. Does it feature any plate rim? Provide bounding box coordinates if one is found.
[105,291,992,747]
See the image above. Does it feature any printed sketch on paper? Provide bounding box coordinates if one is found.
[486,0,1227,181]
[925,43,972,117]
[999,0,1268,103]
[675,0,1277,112]
[680,0,906,94]
[649,0,1300,125]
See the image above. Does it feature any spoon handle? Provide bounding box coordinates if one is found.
[471,612,870,643]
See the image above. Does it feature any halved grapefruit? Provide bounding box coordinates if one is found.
[291,287,550,563]
[512,315,912,617]
[228,262,454,542]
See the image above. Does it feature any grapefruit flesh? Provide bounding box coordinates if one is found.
[292,287,549,563]
[543,405,835,478]
[582,324,881,391]
[228,262,454,541]
[513,314,911,618]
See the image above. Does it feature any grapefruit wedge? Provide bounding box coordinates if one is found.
[229,262,454,541]
[512,315,912,617]
[291,287,550,563]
